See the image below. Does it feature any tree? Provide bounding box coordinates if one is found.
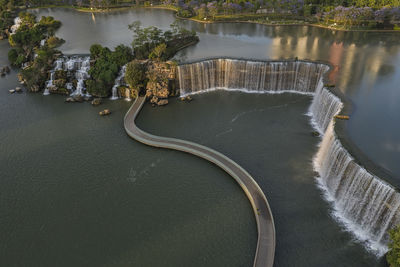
[208,2,218,19]
[46,36,65,49]
[197,4,207,18]
[149,43,166,60]
[125,60,146,92]
[387,225,400,267]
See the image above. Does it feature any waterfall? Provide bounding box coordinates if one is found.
[177,58,400,256]
[72,57,91,96]
[10,17,22,35]
[314,121,400,255]
[43,71,55,95]
[44,56,91,96]
[110,64,127,100]
[308,81,343,134]
[177,59,328,95]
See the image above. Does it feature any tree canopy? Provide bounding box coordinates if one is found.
[129,21,198,60]
[86,44,133,97]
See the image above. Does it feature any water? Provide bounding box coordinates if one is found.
[0,40,256,267]
[28,8,176,54]
[137,91,384,266]
[177,59,400,255]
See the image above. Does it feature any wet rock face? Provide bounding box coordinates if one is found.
[145,61,176,106]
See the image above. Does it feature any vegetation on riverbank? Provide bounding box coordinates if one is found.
[2,1,398,34]
[27,0,397,31]
[8,12,64,92]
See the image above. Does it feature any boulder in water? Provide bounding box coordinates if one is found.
[72,94,84,102]
[9,89,15,94]
[99,109,111,116]
[15,87,22,93]
[4,66,10,73]
[65,97,75,103]
[179,96,193,102]
[157,99,168,106]
[91,98,102,106]
[0,70,5,77]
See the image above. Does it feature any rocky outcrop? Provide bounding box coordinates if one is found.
[65,94,85,103]
[118,86,138,100]
[145,61,176,106]
[48,78,69,95]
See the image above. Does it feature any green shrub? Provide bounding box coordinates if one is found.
[387,225,400,267]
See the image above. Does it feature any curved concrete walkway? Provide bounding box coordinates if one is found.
[124,96,276,267]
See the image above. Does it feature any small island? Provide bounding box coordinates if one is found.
[6,13,199,104]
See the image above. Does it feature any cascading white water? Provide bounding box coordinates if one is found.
[55,58,64,70]
[308,80,343,134]
[110,65,127,100]
[310,88,400,255]
[72,57,91,96]
[43,71,55,95]
[10,17,22,35]
[177,58,400,256]
[44,56,91,96]
[178,59,327,95]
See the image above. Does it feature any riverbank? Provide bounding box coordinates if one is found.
[178,12,400,32]
[24,4,400,33]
